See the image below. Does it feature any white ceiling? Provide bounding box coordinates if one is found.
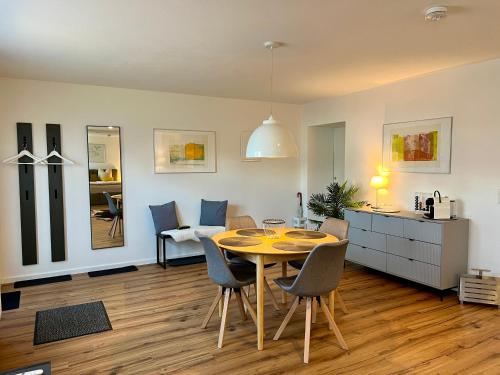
[1,0,500,104]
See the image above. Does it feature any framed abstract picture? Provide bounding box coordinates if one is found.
[153,129,216,173]
[383,117,452,173]
[88,143,106,163]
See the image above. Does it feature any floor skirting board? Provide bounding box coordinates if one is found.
[0,258,157,284]
[1,252,210,284]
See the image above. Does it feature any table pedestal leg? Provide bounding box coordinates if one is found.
[328,290,335,330]
[281,262,288,304]
[256,255,265,350]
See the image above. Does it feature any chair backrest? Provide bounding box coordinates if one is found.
[319,217,349,240]
[103,192,118,216]
[227,215,257,230]
[197,234,239,287]
[288,239,349,297]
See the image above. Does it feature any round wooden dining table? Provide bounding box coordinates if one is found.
[212,227,339,350]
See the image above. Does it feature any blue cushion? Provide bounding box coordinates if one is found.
[149,201,179,234]
[200,199,228,226]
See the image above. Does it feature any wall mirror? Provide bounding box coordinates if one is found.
[87,125,124,249]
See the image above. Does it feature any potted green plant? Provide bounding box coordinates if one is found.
[307,180,365,228]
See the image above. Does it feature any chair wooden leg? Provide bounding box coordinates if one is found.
[273,296,299,340]
[108,217,113,235]
[108,217,117,236]
[242,286,249,313]
[218,286,223,318]
[218,288,232,349]
[328,290,335,329]
[312,298,317,323]
[240,288,257,326]
[201,287,223,328]
[336,290,349,314]
[320,296,349,350]
[264,277,280,311]
[304,297,312,363]
[235,289,247,321]
[111,217,119,238]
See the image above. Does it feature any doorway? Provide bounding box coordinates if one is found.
[307,122,346,221]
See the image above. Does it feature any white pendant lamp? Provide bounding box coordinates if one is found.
[246,41,298,158]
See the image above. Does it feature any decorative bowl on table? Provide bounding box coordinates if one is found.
[262,218,285,239]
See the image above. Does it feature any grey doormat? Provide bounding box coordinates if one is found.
[0,362,51,375]
[34,301,112,345]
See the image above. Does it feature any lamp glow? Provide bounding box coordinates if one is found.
[370,175,388,209]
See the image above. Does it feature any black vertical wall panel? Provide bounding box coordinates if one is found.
[17,122,37,265]
[46,124,66,262]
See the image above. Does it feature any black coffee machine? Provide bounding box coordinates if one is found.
[424,190,442,219]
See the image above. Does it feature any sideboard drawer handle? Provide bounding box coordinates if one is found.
[418,220,425,223]
[361,246,367,249]
[408,238,415,242]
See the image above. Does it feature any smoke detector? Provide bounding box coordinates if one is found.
[424,5,448,21]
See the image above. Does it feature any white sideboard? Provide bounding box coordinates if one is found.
[344,208,469,291]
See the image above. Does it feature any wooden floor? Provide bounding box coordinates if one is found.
[1,263,498,374]
[91,205,124,249]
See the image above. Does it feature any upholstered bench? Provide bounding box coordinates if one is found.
[150,199,228,268]
[156,226,225,268]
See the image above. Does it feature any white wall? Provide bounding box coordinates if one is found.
[88,132,122,180]
[0,78,302,282]
[307,126,335,196]
[303,58,500,274]
[333,126,345,182]
[307,123,346,198]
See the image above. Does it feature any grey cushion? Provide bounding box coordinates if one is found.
[200,199,228,226]
[149,201,179,234]
[274,240,349,297]
[198,235,256,288]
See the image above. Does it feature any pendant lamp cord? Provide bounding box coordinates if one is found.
[270,46,274,116]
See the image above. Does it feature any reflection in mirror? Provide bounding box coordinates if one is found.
[87,126,124,249]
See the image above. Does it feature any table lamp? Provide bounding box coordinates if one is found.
[370,175,388,209]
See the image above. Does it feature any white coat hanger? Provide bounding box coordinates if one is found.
[37,147,75,165]
[2,144,41,165]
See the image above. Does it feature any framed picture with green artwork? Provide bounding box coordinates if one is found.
[153,129,217,173]
[383,117,452,173]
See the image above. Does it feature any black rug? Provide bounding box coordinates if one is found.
[14,275,72,288]
[1,291,21,311]
[34,301,112,345]
[167,255,206,266]
[0,362,51,375]
[88,265,138,277]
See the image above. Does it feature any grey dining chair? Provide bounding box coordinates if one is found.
[198,234,258,348]
[225,215,280,311]
[288,217,350,314]
[103,192,122,238]
[273,240,350,363]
